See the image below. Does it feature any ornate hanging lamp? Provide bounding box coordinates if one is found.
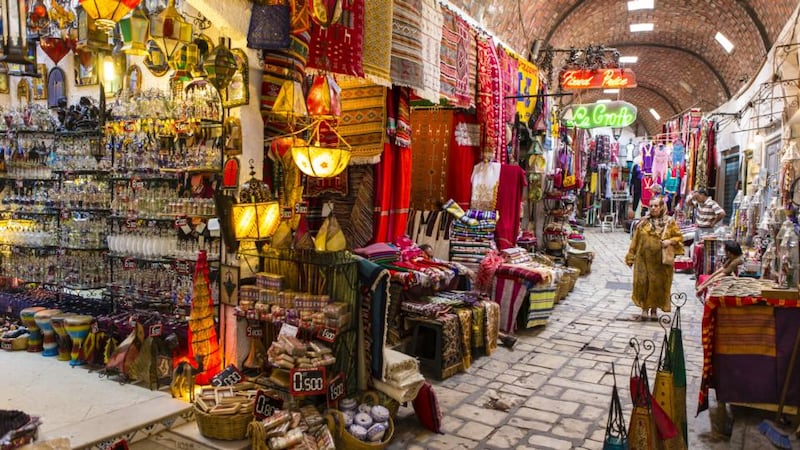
[117,4,150,55]
[202,36,237,93]
[291,120,351,178]
[79,0,143,31]
[0,0,37,66]
[149,0,192,63]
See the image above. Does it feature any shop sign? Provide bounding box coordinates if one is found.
[563,101,638,129]
[560,68,637,90]
[290,367,326,396]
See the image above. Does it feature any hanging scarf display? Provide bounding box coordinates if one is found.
[476,35,504,163]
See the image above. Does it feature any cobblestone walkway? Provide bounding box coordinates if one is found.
[388,229,740,450]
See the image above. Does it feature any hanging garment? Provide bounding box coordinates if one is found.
[495,164,528,249]
[470,161,502,211]
[448,111,481,209]
[641,143,655,173]
[641,175,656,207]
[652,144,670,183]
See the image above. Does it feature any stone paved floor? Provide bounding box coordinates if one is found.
[388,229,798,450]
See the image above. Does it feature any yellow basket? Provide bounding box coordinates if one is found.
[326,391,396,449]
[563,267,580,291]
[555,277,571,303]
[194,405,252,441]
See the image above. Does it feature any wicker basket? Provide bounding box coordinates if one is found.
[554,276,571,303]
[326,409,395,450]
[530,253,555,267]
[567,249,594,275]
[567,239,586,250]
[194,405,253,441]
[563,267,580,291]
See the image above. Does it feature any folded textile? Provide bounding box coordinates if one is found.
[373,376,425,403]
[353,242,400,262]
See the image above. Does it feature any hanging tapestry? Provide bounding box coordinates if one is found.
[466,22,478,110]
[477,35,503,162]
[390,0,424,90]
[416,0,443,103]
[357,256,391,380]
[495,163,528,250]
[362,0,393,86]
[516,57,539,124]
[338,77,387,162]
[439,9,472,108]
[448,111,480,209]
[498,47,519,124]
[307,0,365,77]
[410,109,453,209]
[305,171,349,197]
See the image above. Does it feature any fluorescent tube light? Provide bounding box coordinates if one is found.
[715,32,734,53]
[603,89,620,94]
[630,23,654,32]
[619,56,639,64]
[627,0,654,11]
[649,108,661,120]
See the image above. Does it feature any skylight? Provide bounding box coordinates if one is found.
[619,56,639,64]
[715,32,734,53]
[627,0,654,11]
[630,23,654,32]
[649,108,661,121]
[603,89,620,94]
[679,80,693,93]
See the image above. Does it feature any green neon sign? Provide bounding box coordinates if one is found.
[563,101,638,129]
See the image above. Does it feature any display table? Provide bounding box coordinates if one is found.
[698,294,800,415]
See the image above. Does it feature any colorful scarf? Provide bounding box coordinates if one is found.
[477,35,504,162]
[483,300,499,355]
[361,0,393,86]
[306,0,364,77]
[390,0,424,90]
[416,0,442,102]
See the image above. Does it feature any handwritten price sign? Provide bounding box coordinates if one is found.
[289,367,326,396]
[254,390,284,420]
[327,372,345,407]
[210,364,243,387]
[316,327,338,344]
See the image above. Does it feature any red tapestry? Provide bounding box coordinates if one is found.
[305,171,349,197]
[477,35,503,162]
[306,0,365,77]
[498,46,519,124]
[448,111,480,210]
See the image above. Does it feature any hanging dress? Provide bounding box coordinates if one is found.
[470,161,501,211]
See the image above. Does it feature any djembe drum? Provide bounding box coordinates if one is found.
[50,313,75,361]
[64,315,93,366]
[34,308,62,357]
[20,307,46,352]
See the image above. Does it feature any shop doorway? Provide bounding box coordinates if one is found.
[722,147,739,224]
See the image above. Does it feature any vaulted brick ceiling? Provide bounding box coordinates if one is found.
[448,0,798,135]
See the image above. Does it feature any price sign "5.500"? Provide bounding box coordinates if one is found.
[289,367,326,396]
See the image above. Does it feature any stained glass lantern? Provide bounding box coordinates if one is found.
[202,37,237,93]
[149,0,192,62]
[117,4,149,56]
[79,0,143,31]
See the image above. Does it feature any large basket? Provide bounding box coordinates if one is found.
[194,406,252,441]
[555,276,571,303]
[563,267,580,292]
[326,409,395,450]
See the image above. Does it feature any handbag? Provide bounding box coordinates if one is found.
[662,227,675,266]
[247,2,291,50]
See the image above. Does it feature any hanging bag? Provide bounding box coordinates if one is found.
[603,363,629,450]
[247,1,291,50]
[661,222,677,266]
[562,149,577,189]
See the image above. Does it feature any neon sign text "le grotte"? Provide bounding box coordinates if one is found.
[564,101,638,129]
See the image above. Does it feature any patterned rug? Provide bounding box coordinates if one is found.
[466,20,477,110]
[338,77,387,162]
[439,9,473,108]
[390,0,424,90]
[362,0,393,86]
[498,47,519,124]
[307,0,364,77]
[417,0,443,103]
[409,109,453,209]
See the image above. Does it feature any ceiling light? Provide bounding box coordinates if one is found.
[603,89,619,94]
[630,23,654,32]
[619,56,639,64]
[679,80,693,93]
[627,0,654,11]
[597,99,613,103]
[715,32,734,53]
[649,108,661,121]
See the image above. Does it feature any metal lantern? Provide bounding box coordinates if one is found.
[169,42,198,80]
[79,0,143,31]
[202,37,237,92]
[75,4,112,51]
[0,0,37,66]
[149,0,192,62]
[117,4,149,56]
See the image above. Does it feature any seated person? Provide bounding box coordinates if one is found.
[696,240,744,297]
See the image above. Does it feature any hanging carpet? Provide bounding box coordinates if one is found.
[361,0,393,86]
[338,77,388,163]
[390,0,424,90]
[306,0,364,77]
[416,0,443,103]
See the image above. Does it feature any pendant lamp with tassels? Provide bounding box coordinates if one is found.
[79,0,143,30]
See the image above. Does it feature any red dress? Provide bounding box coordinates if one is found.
[495,164,527,249]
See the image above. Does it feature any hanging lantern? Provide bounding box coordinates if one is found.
[291,120,351,178]
[203,37,237,93]
[306,73,341,119]
[39,36,72,64]
[26,0,49,36]
[270,80,308,122]
[117,4,149,56]
[0,0,37,66]
[169,42,198,80]
[79,0,143,31]
[75,4,112,50]
[149,0,192,63]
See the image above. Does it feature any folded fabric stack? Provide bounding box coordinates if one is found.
[373,348,425,403]
[449,209,498,270]
[500,247,532,264]
[353,242,400,265]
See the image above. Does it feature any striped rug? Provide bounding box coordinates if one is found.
[390,0,424,90]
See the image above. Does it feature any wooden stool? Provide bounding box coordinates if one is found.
[409,318,444,380]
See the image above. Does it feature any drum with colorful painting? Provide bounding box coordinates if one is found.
[20,307,46,352]
[34,309,62,357]
[64,315,93,366]
[50,313,75,361]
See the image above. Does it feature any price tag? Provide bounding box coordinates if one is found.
[316,326,338,344]
[294,201,308,215]
[174,216,188,228]
[327,372,345,407]
[130,177,144,191]
[278,323,299,338]
[246,325,263,338]
[280,207,293,220]
[125,218,138,230]
[289,367,326,396]
[148,322,163,337]
[210,364,243,387]
[123,257,137,270]
[254,390,284,421]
